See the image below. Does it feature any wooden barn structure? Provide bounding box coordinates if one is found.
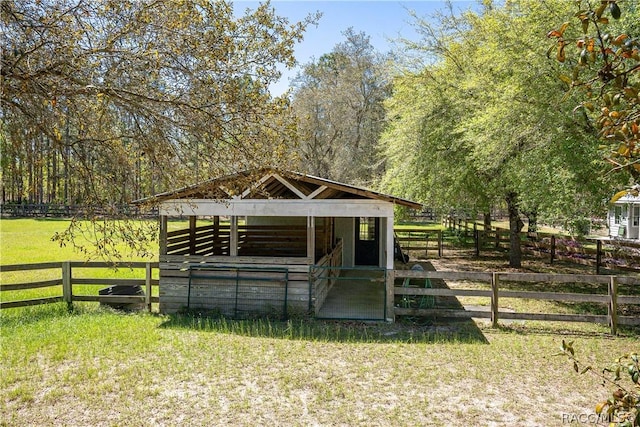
[138,169,421,321]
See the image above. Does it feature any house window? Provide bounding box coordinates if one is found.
[614,206,623,225]
[358,217,376,241]
[634,206,640,227]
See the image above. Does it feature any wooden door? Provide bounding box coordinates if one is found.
[354,217,379,266]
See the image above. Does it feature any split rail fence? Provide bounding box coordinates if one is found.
[3,260,640,334]
[394,229,443,257]
[447,220,640,273]
[0,262,159,311]
[392,269,640,334]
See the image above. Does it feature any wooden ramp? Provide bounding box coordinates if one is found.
[316,268,386,320]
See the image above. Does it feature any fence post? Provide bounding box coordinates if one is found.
[189,216,197,255]
[438,230,443,257]
[474,228,480,257]
[550,235,556,264]
[386,269,395,323]
[495,229,500,249]
[491,273,499,328]
[145,262,153,312]
[425,234,429,258]
[609,276,618,335]
[62,261,73,310]
[596,240,602,275]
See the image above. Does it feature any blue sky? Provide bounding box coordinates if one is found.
[235,1,480,95]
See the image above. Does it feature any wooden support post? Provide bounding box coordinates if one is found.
[550,235,556,264]
[307,216,315,262]
[596,240,602,275]
[145,262,153,312]
[230,216,238,256]
[609,276,618,335]
[491,272,499,328]
[62,261,72,311]
[386,269,395,322]
[438,231,443,257]
[189,216,197,255]
[213,215,220,255]
[159,215,168,256]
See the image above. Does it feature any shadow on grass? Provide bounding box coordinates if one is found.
[0,302,146,330]
[490,322,640,339]
[392,260,490,344]
[158,314,490,344]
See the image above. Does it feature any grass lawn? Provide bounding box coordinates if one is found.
[1,219,638,426]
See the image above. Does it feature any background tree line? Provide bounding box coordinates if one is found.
[2,0,638,265]
[1,0,317,209]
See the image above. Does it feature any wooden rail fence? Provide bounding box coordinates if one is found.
[0,203,157,218]
[394,228,443,257]
[0,262,159,311]
[451,220,640,273]
[4,260,640,334]
[392,269,640,334]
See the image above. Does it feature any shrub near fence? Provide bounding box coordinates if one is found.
[0,262,159,311]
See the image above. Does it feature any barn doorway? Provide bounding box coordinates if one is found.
[354,217,380,266]
[312,266,386,321]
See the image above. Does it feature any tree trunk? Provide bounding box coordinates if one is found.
[483,212,492,237]
[506,192,524,268]
[525,209,538,233]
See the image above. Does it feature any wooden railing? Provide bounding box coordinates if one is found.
[392,269,640,334]
[394,228,443,257]
[0,262,159,311]
[451,221,640,273]
[0,203,157,218]
[311,240,344,314]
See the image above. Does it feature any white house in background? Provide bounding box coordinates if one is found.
[609,194,640,239]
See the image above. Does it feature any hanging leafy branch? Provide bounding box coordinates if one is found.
[548,0,640,189]
[1,0,317,260]
[556,340,639,426]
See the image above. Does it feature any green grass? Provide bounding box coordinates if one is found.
[1,219,639,425]
[1,305,638,426]
[0,218,181,303]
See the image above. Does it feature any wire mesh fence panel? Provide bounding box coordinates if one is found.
[188,266,289,319]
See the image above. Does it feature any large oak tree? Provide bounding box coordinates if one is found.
[1,0,316,258]
[381,0,621,266]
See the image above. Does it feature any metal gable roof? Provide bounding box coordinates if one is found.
[133,168,422,210]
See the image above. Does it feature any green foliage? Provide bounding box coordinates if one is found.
[567,217,592,238]
[558,340,640,426]
[548,0,640,186]
[380,0,619,266]
[381,0,616,218]
[1,0,318,259]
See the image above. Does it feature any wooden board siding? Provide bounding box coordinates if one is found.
[166,224,329,259]
[159,255,312,315]
[167,224,231,256]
